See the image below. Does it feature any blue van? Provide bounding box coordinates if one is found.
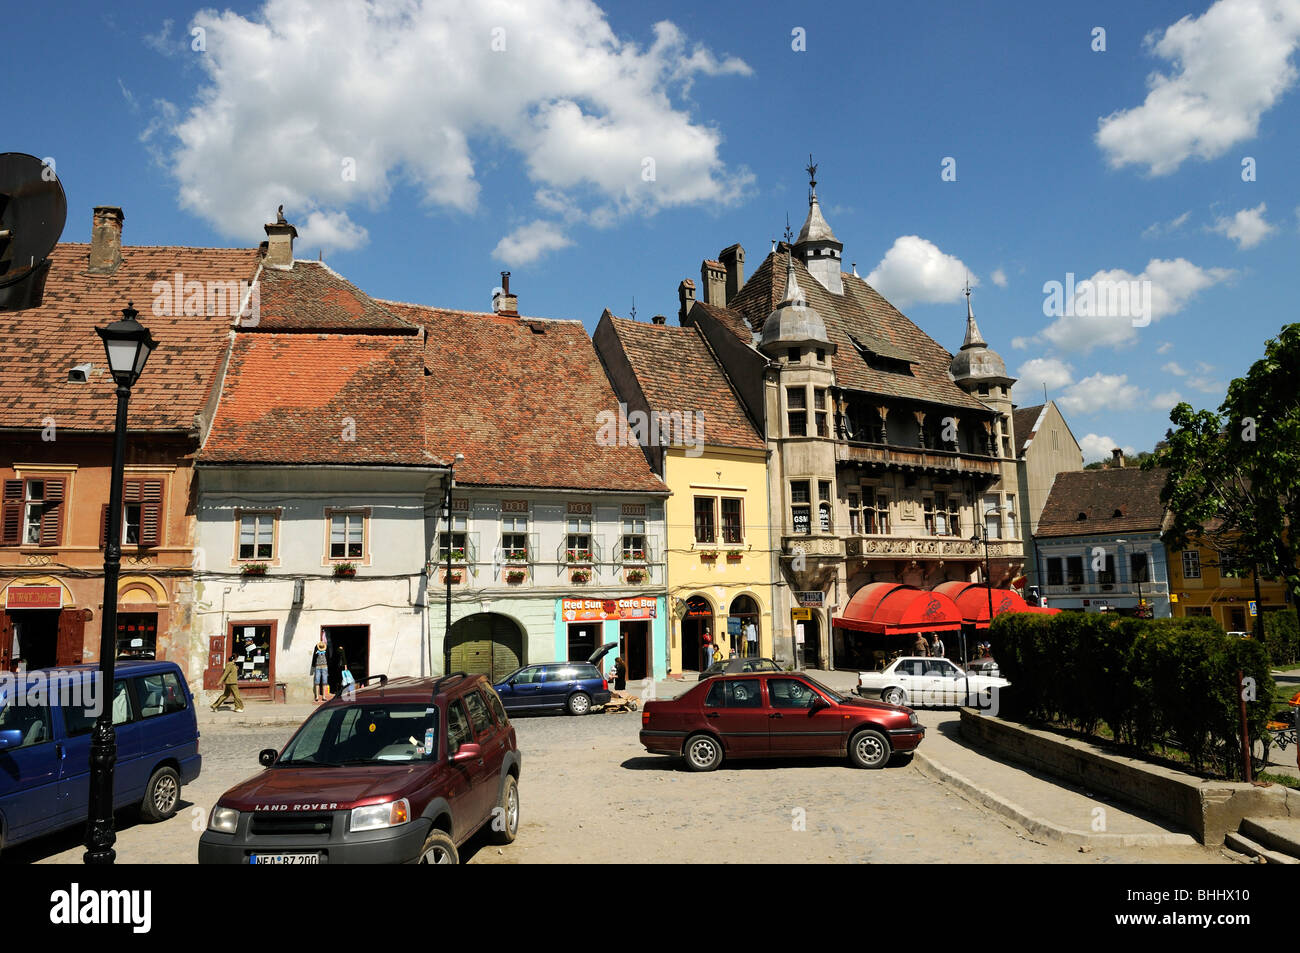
[0,660,201,853]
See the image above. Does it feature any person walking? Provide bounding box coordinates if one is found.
[310,638,329,702]
[613,655,627,691]
[933,634,945,659]
[913,633,929,657]
[211,654,244,712]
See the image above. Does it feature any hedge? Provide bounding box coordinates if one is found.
[1263,609,1300,668]
[988,612,1275,779]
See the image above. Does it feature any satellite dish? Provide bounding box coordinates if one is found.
[0,152,68,311]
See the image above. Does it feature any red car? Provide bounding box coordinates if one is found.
[640,672,924,770]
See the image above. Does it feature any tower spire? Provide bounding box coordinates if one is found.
[961,277,986,349]
[806,153,818,204]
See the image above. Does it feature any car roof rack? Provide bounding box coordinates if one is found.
[360,674,388,687]
[431,672,469,696]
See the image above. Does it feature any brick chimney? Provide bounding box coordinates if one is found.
[651,314,666,325]
[1111,448,1125,468]
[492,271,518,316]
[719,243,745,302]
[677,278,696,324]
[700,259,726,307]
[263,216,298,269]
[88,207,124,276]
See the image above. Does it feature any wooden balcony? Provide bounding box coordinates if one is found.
[836,442,1001,477]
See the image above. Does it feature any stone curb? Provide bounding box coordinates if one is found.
[913,750,1198,848]
[1223,831,1300,864]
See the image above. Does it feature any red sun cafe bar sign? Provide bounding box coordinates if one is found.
[5,586,63,610]
[561,598,657,622]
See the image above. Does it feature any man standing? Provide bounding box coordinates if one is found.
[211,654,244,712]
[913,633,929,657]
[933,634,945,659]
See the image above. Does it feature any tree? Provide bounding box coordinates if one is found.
[1147,324,1300,610]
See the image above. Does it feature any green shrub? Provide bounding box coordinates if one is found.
[1263,610,1299,668]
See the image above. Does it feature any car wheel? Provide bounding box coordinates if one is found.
[417,829,459,864]
[490,775,520,846]
[139,766,180,822]
[848,729,891,769]
[883,687,907,706]
[567,692,591,716]
[684,733,723,772]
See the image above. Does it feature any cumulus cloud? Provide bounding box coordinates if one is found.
[1152,390,1183,410]
[1162,361,1187,376]
[1010,336,1030,350]
[865,236,974,307]
[1079,433,1137,463]
[157,0,753,255]
[492,220,573,266]
[991,268,1008,287]
[1038,258,1234,353]
[1156,341,1175,354]
[1058,372,1145,415]
[1141,210,1191,239]
[1096,0,1300,175]
[1014,357,1074,400]
[1210,202,1276,248]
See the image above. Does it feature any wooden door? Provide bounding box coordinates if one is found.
[204,635,227,690]
[56,610,84,667]
[0,611,12,671]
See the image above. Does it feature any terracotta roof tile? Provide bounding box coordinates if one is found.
[1036,467,1168,537]
[0,242,259,432]
[252,262,417,333]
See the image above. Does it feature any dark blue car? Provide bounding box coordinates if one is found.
[0,660,202,853]
[494,643,616,716]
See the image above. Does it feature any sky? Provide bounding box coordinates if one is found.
[8,0,1300,460]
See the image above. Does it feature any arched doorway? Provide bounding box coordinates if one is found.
[447,613,525,683]
[728,595,761,658]
[680,595,714,672]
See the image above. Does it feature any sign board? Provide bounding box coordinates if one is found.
[795,591,824,608]
[5,585,62,610]
[561,597,657,622]
[795,623,805,644]
[1249,600,1257,617]
[726,616,742,635]
[791,608,812,621]
[792,512,810,535]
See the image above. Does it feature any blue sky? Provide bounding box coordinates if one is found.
[9,0,1300,459]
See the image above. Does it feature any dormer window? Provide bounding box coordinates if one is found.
[787,347,800,364]
[1112,509,1123,518]
[1077,512,1088,521]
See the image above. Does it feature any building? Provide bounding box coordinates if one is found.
[593,309,775,674]
[674,165,1024,669]
[381,279,671,683]
[1,206,258,677]
[194,218,447,702]
[1166,525,1292,631]
[1034,459,1170,617]
[1011,400,1083,594]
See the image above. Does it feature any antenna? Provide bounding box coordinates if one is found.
[0,153,68,311]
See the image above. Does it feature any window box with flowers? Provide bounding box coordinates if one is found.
[503,547,528,564]
[622,548,647,564]
[443,569,463,584]
[445,548,468,564]
[505,568,526,584]
[566,549,593,564]
[241,562,269,577]
[725,550,744,561]
[333,562,357,578]
[571,569,591,583]
[699,550,719,562]
[626,568,647,584]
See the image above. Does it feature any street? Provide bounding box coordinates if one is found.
[7,705,1228,864]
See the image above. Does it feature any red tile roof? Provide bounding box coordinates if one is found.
[1036,467,1169,537]
[0,243,260,432]
[380,301,668,492]
[251,262,418,333]
[598,314,764,452]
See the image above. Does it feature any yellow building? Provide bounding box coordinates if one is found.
[1166,536,1290,632]
[594,310,775,674]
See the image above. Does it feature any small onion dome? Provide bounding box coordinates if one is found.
[759,251,831,351]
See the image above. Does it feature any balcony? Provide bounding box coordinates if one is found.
[781,535,844,560]
[1044,582,1166,598]
[844,535,1023,560]
[836,442,1001,477]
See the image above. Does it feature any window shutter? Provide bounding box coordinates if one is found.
[1,479,22,545]
[467,533,479,576]
[140,480,163,547]
[40,477,65,546]
[528,532,540,565]
[100,504,110,549]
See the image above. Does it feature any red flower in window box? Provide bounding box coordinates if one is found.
[333,563,357,578]
[725,550,743,560]
[571,569,591,583]
[626,568,647,584]
[505,569,526,584]
[699,550,719,561]
[241,563,269,576]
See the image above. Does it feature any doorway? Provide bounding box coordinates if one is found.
[620,620,649,680]
[447,614,525,682]
[680,595,714,672]
[798,612,821,669]
[322,625,369,694]
[567,623,598,662]
[728,595,760,658]
[11,610,60,670]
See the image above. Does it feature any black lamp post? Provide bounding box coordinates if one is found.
[440,453,464,676]
[86,303,156,864]
[969,526,996,705]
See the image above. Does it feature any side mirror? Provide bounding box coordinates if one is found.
[258,748,278,767]
[0,729,24,750]
[809,696,829,712]
[452,742,482,763]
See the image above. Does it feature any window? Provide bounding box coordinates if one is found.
[693,497,716,543]
[721,499,742,545]
[1187,606,1212,618]
[1097,554,1116,586]
[787,347,800,364]
[848,493,860,534]
[566,516,592,561]
[116,613,157,660]
[791,481,811,535]
[924,497,936,535]
[137,672,188,718]
[485,689,508,725]
[464,691,492,737]
[817,481,832,532]
[238,512,275,560]
[0,701,51,749]
[1181,550,1201,579]
[768,678,821,709]
[787,387,807,437]
[501,515,528,561]
[1131,552,1149,584]
[622,517,647,560]
[330,511,365,559]
[1004,494,1016,538]
[815,347,826,364]
[703,678,761,708]
[1066,556,1084,586]
[983,495,1001,540]
[63,680,132,735]
[926,494,956,536]
[3,477,67,547]
[439,514,468,563]
[100,479,163,549]
[1046,558,1063,586]
[814,388,829,437]
[446,701,472,756]
[946,494,960,537]
[875,494,890,534]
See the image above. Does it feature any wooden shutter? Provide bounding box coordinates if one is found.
[100,504,110,549]
[140,479,164,547]
[0,611,12,670]
[1,480,22,545]
[56,609,84,667]
[39,477,65,547]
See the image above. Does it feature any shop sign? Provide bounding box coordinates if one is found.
[5,586,63,610]
[561,597,657,622]
[795,591,824,607]
[791,608,812,621]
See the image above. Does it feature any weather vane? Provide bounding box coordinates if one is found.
[630,296,636,321]
[783,213,793,246]
[806,154,817,192]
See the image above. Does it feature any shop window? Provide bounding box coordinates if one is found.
[694,497,716,543]
[116,613,157,660]
[230,623,274,683]
[329,510,366,559]
[3,477,66,547]
[238,511,276,560]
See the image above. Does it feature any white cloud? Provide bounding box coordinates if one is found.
[1058,373,1145,415]
[1210,202,1276,248]
[1187,375,1224,394]
[1141,210,1191,238]
[1079,433,1138,463]
[1096,0,1300,175]
[491,220,573,266]
[118,78,139,113]
[1011,336,1031,350]
[1039,258,1234,353]
[1162,361,1187,376]
[865,236,974,307]
[297,210,369,257]
[1014,357,1074,400]
[1156,341,1174,354]
[159,1,754,255]
[143,18,180,57]
[991,268,1008,288]
[1196,360,1215,373]
[1152,390,1183,410]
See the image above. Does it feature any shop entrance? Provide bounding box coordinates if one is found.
[9,609,60,670]
[322,625,370,693]
[728,595,760,658]
[448,614,524,683]
[680,596,714,672]
[797,612,821,669]
[619,620,649,680]
[567,622,598,662]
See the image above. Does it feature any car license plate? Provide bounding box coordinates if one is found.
[248,853,321,864]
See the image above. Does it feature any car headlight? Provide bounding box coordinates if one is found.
[350,798,411,832]
[208,805,240,834]
[908,712,919,727]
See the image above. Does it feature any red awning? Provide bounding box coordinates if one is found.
[834,583,962,635]
[932,581,1061,628]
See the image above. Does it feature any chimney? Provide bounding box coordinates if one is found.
[677,278,696,324]
[88,207,124,276]
[263,215,298,269]
[719,243,745,303]
[492,271,518,315]
[700,259,726,307]
[1111,448,1124,468]
[651,314,666,325]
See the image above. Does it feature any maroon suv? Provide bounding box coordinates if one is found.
[198,673,520,864]
[640,671,923,770]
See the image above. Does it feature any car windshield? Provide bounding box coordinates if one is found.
[798,674,846,703]
[278,704,438,765]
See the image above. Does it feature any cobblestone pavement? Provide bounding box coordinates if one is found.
[10,709,1230,864]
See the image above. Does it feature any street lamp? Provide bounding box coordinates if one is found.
[86,303,156,864]
[441,453,465,676]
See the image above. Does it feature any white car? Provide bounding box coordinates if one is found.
[856,657,1010,708]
